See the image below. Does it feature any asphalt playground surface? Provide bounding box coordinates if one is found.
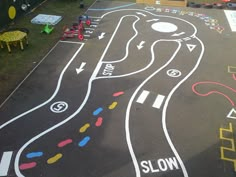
[1,1,236,177]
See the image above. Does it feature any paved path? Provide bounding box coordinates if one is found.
[0,1,236,177]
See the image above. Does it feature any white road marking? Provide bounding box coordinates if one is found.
[137,41,145,50]
[183,37,191,41]
[227,108,236,119]
[152,22,178,33]
[172,32,185,36]
[0,151,13,176]
[76,62,86,75]
[136,12,146,17]
[186,44,196,52]
[152,94,165,109]
[166,69,182,77]
[136,90,150,104]
[50,101,68,113]
[146,19,159,22]
[98,32,106,40]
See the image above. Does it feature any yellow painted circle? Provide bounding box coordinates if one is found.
[8,6,16,19]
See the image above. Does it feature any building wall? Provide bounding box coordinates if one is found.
[0,0,44,29]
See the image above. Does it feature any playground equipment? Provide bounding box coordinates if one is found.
[41,24,54,34]
[78,14,91,26]
[61,22,84,40]
[61,15,91,41]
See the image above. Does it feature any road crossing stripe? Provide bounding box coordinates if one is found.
[136,90,150,104]
[152,94,165,109]
[0,151,13,176]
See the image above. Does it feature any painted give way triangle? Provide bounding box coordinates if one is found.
[186,44,196,52]
[227,108,236,119]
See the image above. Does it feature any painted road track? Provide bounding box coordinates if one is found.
[1,1,236,177]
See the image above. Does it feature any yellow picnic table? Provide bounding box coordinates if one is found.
[0,30,28,52]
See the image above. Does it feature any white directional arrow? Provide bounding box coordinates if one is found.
[98,32,105,40]
[186,44,196,52]
[227,108,236,119]
[172,32,185,36]
[136,12,146,17]
[76,62,86,74]
[137,41,145,50]
[146,19,159,22]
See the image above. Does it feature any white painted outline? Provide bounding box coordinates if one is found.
[0,43,84,130]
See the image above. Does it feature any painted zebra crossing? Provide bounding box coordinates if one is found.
[136,90,165,109]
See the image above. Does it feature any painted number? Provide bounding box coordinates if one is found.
[50,101,68,113]
[102,64,115,76]
[166,69,181,77]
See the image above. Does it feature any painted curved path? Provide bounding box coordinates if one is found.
[0,1,236,177]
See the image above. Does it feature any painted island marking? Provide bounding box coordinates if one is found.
[151,22,178,33]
